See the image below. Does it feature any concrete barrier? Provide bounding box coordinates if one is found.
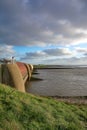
[16,62,28,79]
[28,64,33,73]
[0,62,33,92]
[7,63,25,92]
[25,64,31,80]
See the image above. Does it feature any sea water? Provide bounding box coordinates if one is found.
[26,68,87,96]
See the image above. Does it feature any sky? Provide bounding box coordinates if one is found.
[0,0,87,65]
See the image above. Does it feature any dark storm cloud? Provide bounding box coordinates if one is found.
[0,0,87,46]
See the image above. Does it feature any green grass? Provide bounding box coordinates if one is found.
[0,83,87,130]
[34,64,46,69]
[0,65,2,82]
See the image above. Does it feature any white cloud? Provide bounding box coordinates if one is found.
[20,47,78,63]
[0,0,87,65]
[20,46,87,64]
[0,45,15,59]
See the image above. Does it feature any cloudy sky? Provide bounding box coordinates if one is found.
[0,0,87,65]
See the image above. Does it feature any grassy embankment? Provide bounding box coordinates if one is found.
[0,83,87,130]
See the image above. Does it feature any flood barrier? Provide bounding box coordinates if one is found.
[0,62,33,92]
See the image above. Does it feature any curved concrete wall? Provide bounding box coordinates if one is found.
[2,64,11,86]
[7,63,25,92]
[0,62,33,92]
[28,64,33,73]
[16,62,28,78]
[25,64,31,80]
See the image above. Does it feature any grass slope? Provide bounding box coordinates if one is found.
[0,83,87,130]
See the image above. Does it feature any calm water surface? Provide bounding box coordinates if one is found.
[26,68,87,96]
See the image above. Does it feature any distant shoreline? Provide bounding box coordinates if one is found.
[35,67,87,69]
[34,65,87,69]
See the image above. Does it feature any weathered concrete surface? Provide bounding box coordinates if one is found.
[25,64,31,80]
[2,64,11,86]
[16,62,28,79]
[6,63,25,92]
[28,64,33,73]
[1,62,33,92]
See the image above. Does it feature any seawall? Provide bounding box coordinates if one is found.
[0,62,33,92]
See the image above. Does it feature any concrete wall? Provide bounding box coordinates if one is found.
[6,63,25,92]
[28,64,33,73]
[25,64,31,80]
[0,62,33,92]
[2,64,11,86]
